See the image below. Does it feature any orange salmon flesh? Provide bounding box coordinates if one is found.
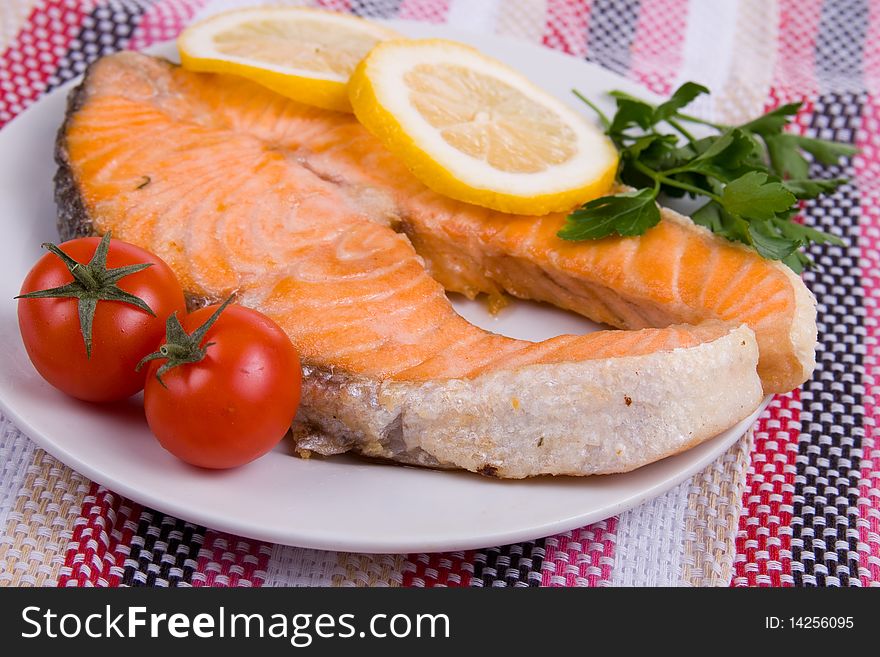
[59,52,815,392]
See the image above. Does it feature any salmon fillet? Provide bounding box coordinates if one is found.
[55,52,763,477]
[265,101,817,396]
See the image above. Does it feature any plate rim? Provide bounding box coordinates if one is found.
[0,391,769,553]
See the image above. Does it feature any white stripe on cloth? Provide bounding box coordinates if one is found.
[713,0,779,124]
[263,545,407,586]
[0,414,36,534]
[675,0,778,124]
[263,544,338,586]
[675,0,740,121]
[446,0,501,33]
[683,434,753,586]
[610,476,691,586]
[494,0,548,44]
[610,432,753,586]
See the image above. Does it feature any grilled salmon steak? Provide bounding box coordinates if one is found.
[283,110,817,396]
[55,52,770,477]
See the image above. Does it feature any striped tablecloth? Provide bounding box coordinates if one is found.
[0,0,877,587]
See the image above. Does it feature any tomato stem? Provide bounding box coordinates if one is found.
[136,296,234,387]
[71,262,99,290]
[15,232,155,357]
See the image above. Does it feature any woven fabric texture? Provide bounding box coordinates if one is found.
[0,0,876,587]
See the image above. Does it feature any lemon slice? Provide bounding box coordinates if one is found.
[348,39,618,215]
[178,7,399,112]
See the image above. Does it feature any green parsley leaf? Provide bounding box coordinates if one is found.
[627,134,675,159]
[782,251,809,274]
[653,81,709,122]
[692,202,751,244]
[721,171,796,220]
[608,98,655,135]
[738,102,802,136]
[565,83,856,269]
[765,133,810,179]
[793,135,858,164]
[691,202,725,232]
[747,220,801,261]
[782,177,847,199]
[772,216,844,246]
[558,189,661,240]
[688,129,764,181]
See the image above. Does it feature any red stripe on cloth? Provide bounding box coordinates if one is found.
[773,0,822,100]
[58,484,141,587]
[628,0,689,95]
[316,0,352,12]
[127,0,209,51]
[402,517,618,586]
[541,518,617,586]
[398,0,449,23]
[0,0,94,128]
[403,552,473,587]
[191,530,272,587]
[855,94,880,586]
[403,537,552,587]
[542,0,590,57]
[733,392,799,586]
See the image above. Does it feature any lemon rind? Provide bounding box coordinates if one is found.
[348,39,619,215]
[178,7,399,113]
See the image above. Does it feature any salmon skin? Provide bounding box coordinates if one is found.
[54,52,764,477]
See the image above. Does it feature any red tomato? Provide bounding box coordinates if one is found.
[18,236,186,402]
[142,303,302,469]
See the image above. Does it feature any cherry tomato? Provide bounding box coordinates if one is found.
[142,303,302,469]
[17,235,186,402]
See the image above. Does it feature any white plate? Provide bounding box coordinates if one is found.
[0,21,768,553]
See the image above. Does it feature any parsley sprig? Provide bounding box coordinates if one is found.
[559,82,857,272]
